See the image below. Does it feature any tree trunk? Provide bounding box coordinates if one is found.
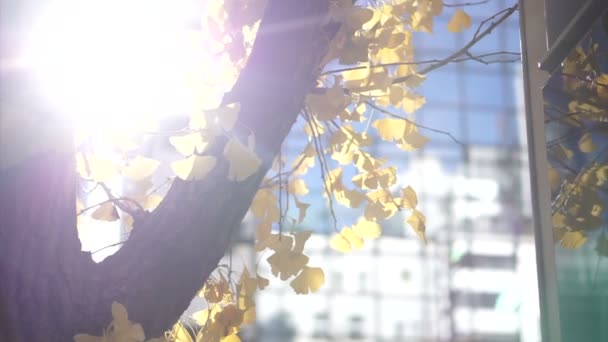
[0,0,335,340]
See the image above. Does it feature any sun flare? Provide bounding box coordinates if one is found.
[21,0,230,136]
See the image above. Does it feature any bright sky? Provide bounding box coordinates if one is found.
[20,0,216,132]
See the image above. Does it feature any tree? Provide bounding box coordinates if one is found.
[0,0,519,340]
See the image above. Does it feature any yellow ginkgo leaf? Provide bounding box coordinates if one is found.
[171,322,195,342]
[169,133,208,156]
[407,209,427,244]
[144,194,163,211]
[214,103,241,131]
[411,9,434,33]
[170,157,193,180]
[192,310,211,326]
[332,144,355,165]
[267,249,309,280]
[293,231,312,254]
[555,144,574,159]
[221,334,241,342]
[223,137,262,181]
[203,277,231,303]
[548,167,561,191]
[190,155,217,180]
[402,93,426,113]
[341,66,371,84]
[106,302,146,342]
[560,231,587,249]
[431,0,444,16]
[362,8,381,30]
[306,83,349,121]
[73,334,104,342]
[255,222,272,242]
[294,198,310,223]
[214,304,243,335]
[398,131,429,151]
[352,217,381,239]
[447,9,472,33]
[288,178,309,195]
[122,156,160,181]
[401,186,418,209]
[330,227,364,253]
[250,189,280,222]
[91,202,119,221]
[290,266,325,295]
[578,132,596,153]
[335,189,367,208]
[344,7,375,32]
[372,118,412,141]
[122,213,135,233]
[364,200,394,221]
[76,153,118,183]
[303,118,326,136]
[257,274,270,290]
[111,301,129,329]
[171,155,217,181]
[324,167,345,192]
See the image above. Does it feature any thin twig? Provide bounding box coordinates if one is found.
[278,148,284,236]
[91,240,127,255]
[321,51,520,75]
[560,73,608,88]
[148,177,175,195]
[99,183,146,219]
[263,146,310,187]
[444,0,490,7]
[551,147,608,214]
[393,3,519,85]
[77,197,144,216]
[305,109,338,232]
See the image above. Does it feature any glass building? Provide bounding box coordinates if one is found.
[255,1,541,341]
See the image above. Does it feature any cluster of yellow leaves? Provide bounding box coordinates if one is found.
[551,164,608,248]
[73,0,474,338]
[330,217,381,253]
[169,103,261,181]
[173,268,267,342]
[548,41,608,250]
[256,230,326,295]
[74,302,162,342]
[170,103,262,182]
[75,150,164,235]
[291,1,453,258]
[373,117,429,150]
[204,0,266,67]
[329,184,425,253]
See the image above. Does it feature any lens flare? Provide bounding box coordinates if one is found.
[22,0,201,133]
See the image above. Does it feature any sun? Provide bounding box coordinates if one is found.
[20,0,221,134]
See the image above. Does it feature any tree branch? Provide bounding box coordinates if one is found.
[321,51,520,75]
[1,1,338,340]
[392,3,519,85]
[82,0,337,338]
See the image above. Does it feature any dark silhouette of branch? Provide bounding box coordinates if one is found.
[444,0,490,7]
[393,3,519,85]
[321,51,520,75]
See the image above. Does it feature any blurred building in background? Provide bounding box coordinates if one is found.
[255,1,540,341]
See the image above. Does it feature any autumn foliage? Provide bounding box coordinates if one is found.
[0,0,520,341]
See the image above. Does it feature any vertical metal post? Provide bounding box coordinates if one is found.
[518,0,563,341]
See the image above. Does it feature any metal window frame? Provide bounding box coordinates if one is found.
[518,0,562,341]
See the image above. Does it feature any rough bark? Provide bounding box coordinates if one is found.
[0,0,334,340]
